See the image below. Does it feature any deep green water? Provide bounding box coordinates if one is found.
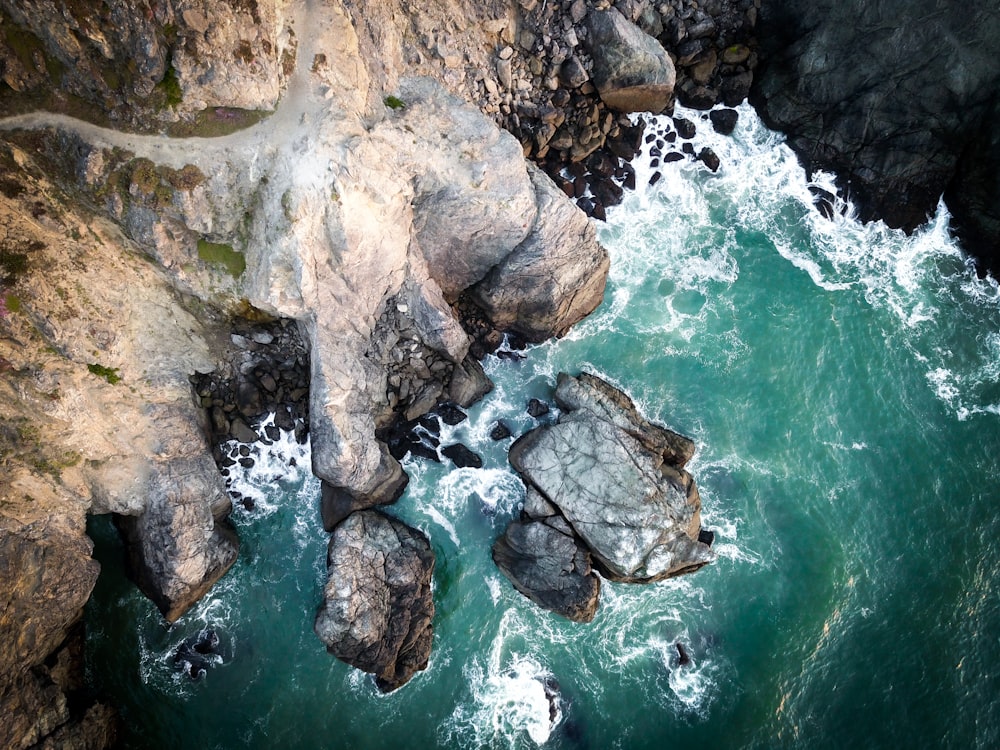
[85,105,1000,749]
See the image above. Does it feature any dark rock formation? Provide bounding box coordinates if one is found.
[527,398,551,419]
[751,0,1000,274]
[493,515,601,623]
[490,420,513,441]
[441,443,483,469]
[314,510,435,692]
[496,373,714,619]
[585,8,676,114]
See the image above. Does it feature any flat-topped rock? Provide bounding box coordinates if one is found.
[496,372,714,619]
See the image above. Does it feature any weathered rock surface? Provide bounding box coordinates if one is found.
[0,0,295,126]
[752,0,1000,274]
[493,514,601,623]
[472,162,610,342]
[314,510,435,692]
[585,9,675,114]
[497,372,713,619]
[0,140,232,744]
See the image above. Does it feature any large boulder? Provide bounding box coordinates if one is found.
[314,510,435,692]
[506,373,713,585]
[115,458,239,623]
[472,163,610,342]
[585,9,676,114]
[493,495,601,623]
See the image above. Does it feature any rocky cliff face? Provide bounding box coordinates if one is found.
[0,0,620,738]
[751,0,1000,275]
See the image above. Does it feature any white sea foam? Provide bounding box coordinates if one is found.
[608,103,1000,420]
[444,610,562,748]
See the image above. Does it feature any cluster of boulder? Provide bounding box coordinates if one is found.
[472,0,758,218]
[494,373,715,621]
[191,316,311,456]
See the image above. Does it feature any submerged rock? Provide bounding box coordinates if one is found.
[315,510,435,692]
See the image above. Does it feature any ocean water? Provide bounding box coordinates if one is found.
[85,104,1000,749]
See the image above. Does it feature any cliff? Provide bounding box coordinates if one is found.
[0,0,610,741]
[751,0,1000,275]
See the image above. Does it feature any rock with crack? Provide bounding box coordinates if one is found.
[585,8,676,114]
[472,162,610,342]
[492,491,601,622]
[314,510,435,692]
[115,456,239,622]
[499,373,713,618]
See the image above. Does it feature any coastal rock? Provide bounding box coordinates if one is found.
[752,0,1000,273]
[472,162,610,341]
[508,373,713,583]
[585,9,676,113]
[492,516,601,622]
[115,459,239,623]
[318,445,409,531]
[314,510,435,692]
[553,372,695,467]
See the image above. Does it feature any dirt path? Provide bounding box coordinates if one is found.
[0,0,325,171]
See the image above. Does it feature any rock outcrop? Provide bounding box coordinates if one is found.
[751,0,1000,274]
[471,161,610,342]
[495,373,713,619]
[585,8,676,114]
[492,502,601,623]
[314,510,435,692]
[0,0,758,735]
[0,138,234,744]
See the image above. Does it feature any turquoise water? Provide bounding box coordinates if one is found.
[85,105,1000,749]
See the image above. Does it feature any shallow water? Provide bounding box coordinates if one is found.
[86,104,1000,749]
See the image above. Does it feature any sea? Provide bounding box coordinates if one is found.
[85,103,1000,749]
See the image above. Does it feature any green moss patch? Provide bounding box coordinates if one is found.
[197,239,246,278]
[87,363,121,384]
[156,64,183,108]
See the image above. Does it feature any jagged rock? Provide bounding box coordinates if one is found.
[508,373,713,582]
[433,402,467,426]
[115,460,239,623]
[408,81,538,300]
[446,355,494,407]
[752,0,1000,272]
[0,529,108,749]
[552,372,696,467]
[585,8,676,113]
[314,510,435,692]
[490,420,513,440]
[709,108,739,135]
[527,398,551,418]
[493,517,601,622]
[673,117,696,139]
[472,162,610,341]
[319,444,410,531]
[698,147,720,172]
[441,443,483,469]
